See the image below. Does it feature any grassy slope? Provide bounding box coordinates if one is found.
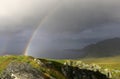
[81,56,120,70]
[81,56,120,79]
[0,55,66,79]
[52,56,120,79]
[0,55,120,79]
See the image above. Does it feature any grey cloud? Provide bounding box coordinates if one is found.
[1,0,120,58]
[39,0,120,34]
[0,0,60,33]
[3,29,33,55]
[0,0,61,55]
[27,0,120,58]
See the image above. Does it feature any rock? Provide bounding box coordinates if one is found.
[61,65,109,79]
[0,57,110,79]
[34,58,45,66]
[0,62,45,79]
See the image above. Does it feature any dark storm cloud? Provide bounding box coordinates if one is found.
[40,0,120,34]
[0,0,60,55]
[1,0,120,58]
[0,0,60,33]
[27,0,120,58]
[1,0,120,33]
[3,29,33,55]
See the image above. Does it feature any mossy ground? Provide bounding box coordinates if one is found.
[0,55,120,79]
[81,56,120,79]
[81,56,120,70]
[0,55,66,79]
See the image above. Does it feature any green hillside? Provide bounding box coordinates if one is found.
[0,55,66,79]
[0,55,119,79]
[81,56,120,79]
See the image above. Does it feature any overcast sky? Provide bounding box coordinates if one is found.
[0,0,120,58]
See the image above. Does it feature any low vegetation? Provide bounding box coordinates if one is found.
[0,55,119,79]
[81,56,120,79]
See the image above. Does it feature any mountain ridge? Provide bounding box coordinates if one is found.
[82,37,120,57]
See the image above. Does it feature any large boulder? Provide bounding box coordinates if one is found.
[62,65,109,79]
[0,62,45,79]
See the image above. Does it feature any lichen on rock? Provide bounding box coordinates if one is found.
[0,62,44,79]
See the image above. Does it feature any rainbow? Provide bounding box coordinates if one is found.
[23,1,63,55]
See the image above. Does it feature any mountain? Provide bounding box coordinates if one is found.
[82,37,120,57]
[0,55,109,79]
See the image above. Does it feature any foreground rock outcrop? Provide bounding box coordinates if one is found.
[0,62,45,79]
[62,65,109,79]
[0,56,109,79]
[0,62,109,79]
